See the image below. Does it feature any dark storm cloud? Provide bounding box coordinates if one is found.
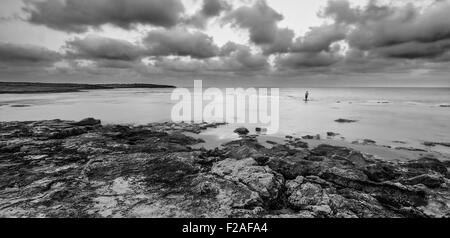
[219,42,269,70]
[0,42,60,66]
[261,28,295,55]
[201,0,231,17]
[143,28,220,59]
[224,0,284,44]
[185,0,231,28]
[321,0,450,61]
[275,51,341,69]
[23,0,185,33]
[372,39,450,59]
[154,42,268,73]
[65,35,144,61]
[292,24,347,53]
[228,44,269,70]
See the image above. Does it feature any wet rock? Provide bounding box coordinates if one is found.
[423,142,450,147]
[351,139,377,145]
[364,163,401,182]
[71,118,101,126]
[395,147,427,152]
[311,144,370,167]
[266,141,278,145]
[363,139,376,145]
[234,127,250,136]
[221,138,266,160]
[255,128,267,133]
[400,174,445,188]
[403,157,448,176]
[301,135,320,140]
[327,132,340,137]
[335,119,358,123]
[10,104,31,108]
[167,132,204,145]
[288,140,309,149]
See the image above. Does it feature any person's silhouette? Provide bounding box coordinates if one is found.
[305,91,309,102]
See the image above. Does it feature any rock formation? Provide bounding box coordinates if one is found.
[0,121,449,218]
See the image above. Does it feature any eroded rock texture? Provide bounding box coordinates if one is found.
[0,121,449,218]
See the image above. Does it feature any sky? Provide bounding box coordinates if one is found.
[0,0,449,87]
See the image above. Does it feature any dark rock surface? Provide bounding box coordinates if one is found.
[335,119,358,123]
[0,119,449,218]
[234,127,250,136]
[423,142,450,148]
[327,132,340,137]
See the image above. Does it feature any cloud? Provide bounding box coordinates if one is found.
[292,24,347,53]
[154,42,269,74]
[65,35,144,62]
[224,0,284,44]
[321,0,450,61]
[0,42,60,67]
[201,0,231,17]
[23,0,185,33]
[261,28,295,55]
[372,39,450,59]
[185,0,231,28]
[143,28,220,59]
[275,51,341,69]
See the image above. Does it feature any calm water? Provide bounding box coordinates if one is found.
[0,87,449,152]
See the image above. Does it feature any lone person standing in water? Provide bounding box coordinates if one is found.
[305,90,310,102]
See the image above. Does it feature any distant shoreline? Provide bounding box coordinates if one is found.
[0,82,176,94]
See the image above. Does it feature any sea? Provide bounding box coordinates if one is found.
[1,87,449,153]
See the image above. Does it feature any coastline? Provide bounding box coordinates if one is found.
[0,82,176,94]
[0,118,449,218]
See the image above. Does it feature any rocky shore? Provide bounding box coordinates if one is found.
[0,119,449,218]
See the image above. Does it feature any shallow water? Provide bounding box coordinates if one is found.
[0,87,449,153]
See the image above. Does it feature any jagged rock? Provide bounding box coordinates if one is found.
[287,182,325,209]
[211,158,284,205]
[1,120,449,218]
[267,156,320,180]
